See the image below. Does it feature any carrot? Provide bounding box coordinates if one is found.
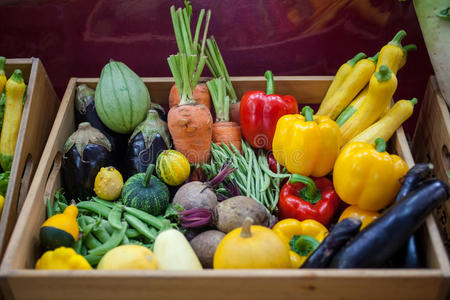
[204,37,240,124]
[169,82,211,110]
[207,77,242,153]
[167,2,212,164]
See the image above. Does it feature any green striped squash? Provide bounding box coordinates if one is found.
[156,150,190,186]
[121,165,169,216]
[95,60,150,133]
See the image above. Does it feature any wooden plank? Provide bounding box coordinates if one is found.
[0,58,59,261]
[1,77,448,300]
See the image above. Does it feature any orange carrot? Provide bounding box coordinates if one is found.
[207,77,242,153]
[169,83,211,110]
[167,3,212,164]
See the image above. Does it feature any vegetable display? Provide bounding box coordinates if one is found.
[240,70,298,150]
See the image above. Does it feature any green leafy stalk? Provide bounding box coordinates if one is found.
[169,4,211,105]
[207,78,229,122]
[203,37,238,103]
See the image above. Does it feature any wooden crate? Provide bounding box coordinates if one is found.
[0,58,59,262]
[412,76,450,255]
[1,77,449,300]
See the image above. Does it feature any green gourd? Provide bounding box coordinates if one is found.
[121,165,169,216]
[95,60,150,134]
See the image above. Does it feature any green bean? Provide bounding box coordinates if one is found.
[84,233,102,250]
[122,235,130,245]
[89,222,128,256]
[77,201,111,218]
[108,205,123,230]
[58,201,68,212]
[81,222,95,236]
[126,228,141,238]
[81,244,88,256]
[83,254,102,266]
[93,226,111,244]
[259,156,290,178]
[99,219,114,235]
[53,201,61,215]
[81,215,96,224]
[73,239,82,254]
[46,198,53,219]
[122,206,165,230]
[260,173,271,192]
[124,213,157,241]
[93,197,115,209]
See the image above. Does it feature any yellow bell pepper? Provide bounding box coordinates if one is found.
[35,247,92,270]
[333,138,408,211]
[338,205,380,230]
[272,106,341,177]
[273,218,328,268]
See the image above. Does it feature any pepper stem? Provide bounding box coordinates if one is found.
[410,98,418,105]
[289,235,320,257]
[375,138,387,153]
[143,164,155,188]
[388,30,406,47]
[301,106,314,122]
[10,69,24,83]
[347,52,366,67]
[375,65,392,82]
[0,57,5,75]
[289,174,321,204]
[240,217,254,238]
[265,70,275,95]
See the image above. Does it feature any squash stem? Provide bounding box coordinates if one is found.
[410,98,418,105]
[388,30,406,48]
[0,57,5,75]
[347,52,366,67]
[10,69,24,84]
[375,138,387,153]
[240,217,254,238]
[367,52,379,64]
[143,164,155,188]
[375,65,392,82]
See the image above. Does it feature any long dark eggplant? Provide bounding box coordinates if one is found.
[329,179,449,268]
[302,218,361,268]
[123,109,171,179]
[390,163,434,268]
[62,122,112,201]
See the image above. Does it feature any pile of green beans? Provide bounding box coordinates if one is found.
[202,141,289,214]
[48,192,175,267]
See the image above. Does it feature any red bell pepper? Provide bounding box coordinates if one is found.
[278,174,341,227]
[240,71,298,150]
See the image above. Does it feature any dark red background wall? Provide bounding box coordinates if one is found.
[0,0,434,137]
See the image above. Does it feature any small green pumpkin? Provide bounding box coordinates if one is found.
[156,150,191,186]
[95,60,151,134]
[121,165,169,216]
[40,205,79,249]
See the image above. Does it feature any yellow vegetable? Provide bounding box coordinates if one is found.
[338,205,380,230]
[322,52,366,103]
[0,195,4,217]
[272,106,341,177]
[0,57,6,95]
[333,138,408,211]
[317,53,378,120]
[272,218,328,268]
[40,205,79,249]
[376,30,407,74]
[0,69,26,171]
[97,245,158,270]
[35,247,92,270]
[339,65,398,144]
[350,98,417,145]
[214,217,291,269]
[94,166,124,201]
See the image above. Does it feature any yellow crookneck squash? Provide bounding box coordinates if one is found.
[0,69,26,171]
[40,204,79,249]
[0,57,6,95]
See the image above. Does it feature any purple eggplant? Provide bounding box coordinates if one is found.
[75,84,119,155]
[62,122,112,201]
[123,109,171,179]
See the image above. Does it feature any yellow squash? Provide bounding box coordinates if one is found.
[272,106,341,177]
[317,52,378,120]
[35,247,92,270]
[333,138,408,211]
[214,217,291,269]
[376,30,407,73]
[0,69,26,171]
[339,65,398,144]
[349,98,417,145]
[272,218,328,268]
[322,52,366,103]
[338,205,380,230]
[98,245,158,270]
[94,166,124,201]
[40,204,79,249]
[0,57,6,95]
